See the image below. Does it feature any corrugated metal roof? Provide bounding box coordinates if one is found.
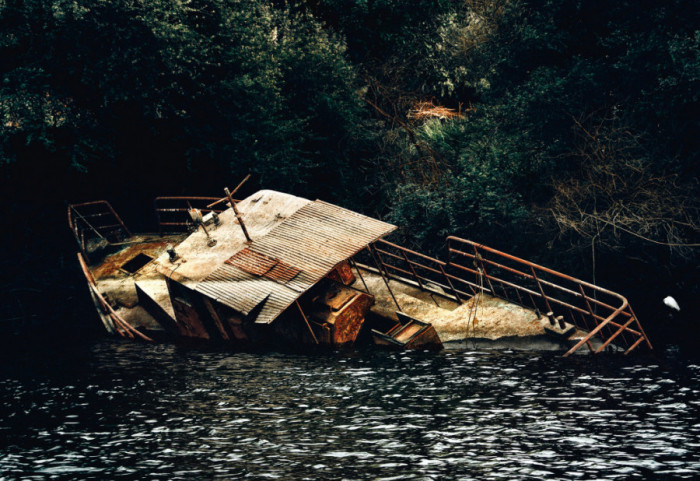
[195,200,395,324]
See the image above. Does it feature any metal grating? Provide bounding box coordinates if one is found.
[195,200,396,324]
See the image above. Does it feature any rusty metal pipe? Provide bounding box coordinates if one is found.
[563,298,628,357]
[226,187,252,243]
[628,305,653,350]
[595,317,636,353]
[448,236,630,305]
[78,253,153,342]
[439,264,463,303]
[348,258,370,293]
[624,336,645,355]
[296,301,319,345]
[448,236,651,353]
[449,247,534,280]
[377,239,447,266]
[207,174,251,208]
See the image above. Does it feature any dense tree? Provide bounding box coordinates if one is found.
[0,0,368,197]
[0,0,697,334]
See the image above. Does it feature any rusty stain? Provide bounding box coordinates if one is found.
[265,262,301,284]
[90,238,173,279]
[226,248,277,276]
[326,261,356,286]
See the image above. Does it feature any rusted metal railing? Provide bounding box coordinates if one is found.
[446,237,652,356]
[153,197,229,235]
[369,236,651,356]
[372,239,476,304]
[68,201,132,259]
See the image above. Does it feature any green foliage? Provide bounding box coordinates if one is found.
[385,112,533,254]
[379,0,697,256]
[0,0,696,300]
[0,0,368,198]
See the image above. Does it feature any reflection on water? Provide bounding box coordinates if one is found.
[1,339,699,480]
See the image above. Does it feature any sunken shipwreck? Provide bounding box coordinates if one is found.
[69,181,652,356]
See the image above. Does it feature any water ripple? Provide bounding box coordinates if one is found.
[1,341,699,479]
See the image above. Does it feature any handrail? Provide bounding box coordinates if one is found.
[372,239,474,303]
[77,252,153,341]
[446,237,652,356]
[68,200,132,259]
[368,236,651,355]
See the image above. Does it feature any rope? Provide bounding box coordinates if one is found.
[465,267,484,349]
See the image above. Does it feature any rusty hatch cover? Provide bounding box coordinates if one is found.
[225,247,300,284]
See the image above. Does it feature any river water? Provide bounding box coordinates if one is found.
[1,338,699,480]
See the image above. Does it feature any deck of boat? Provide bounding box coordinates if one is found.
[352,267,597,350]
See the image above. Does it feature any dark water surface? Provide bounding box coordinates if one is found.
[1,339,699,480]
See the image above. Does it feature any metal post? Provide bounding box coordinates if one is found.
[473,246,496,297]
[628,305,653,350]
[399,249,439,307]
[439,264,463,304]
[367,245,401,312]
[530,266,553,314]
[225,187,252,243]
[208,174,251,208]
[296,301,319,345]
[576,311,595,352]
[349,258,370,293]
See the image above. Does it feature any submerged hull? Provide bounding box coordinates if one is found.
[371,312,443,351]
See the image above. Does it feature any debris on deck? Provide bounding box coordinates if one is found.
[372,312,443,350]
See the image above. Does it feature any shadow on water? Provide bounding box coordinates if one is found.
[1,330,700,480]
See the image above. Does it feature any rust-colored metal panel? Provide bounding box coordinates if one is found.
[371,312,443,351]
[395,323,423,343]
[225,247,277,276]
[325,289,356,312]
[203,299,250,342]
[310,283,373,347]
[172,298,210,339]
[326,261,356,286]
[202,298,231,341]
[166,278,210,339]
[404,324,442,351]
[331,292,373,346]
[264,262,301,284]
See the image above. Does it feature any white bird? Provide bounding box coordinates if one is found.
[663,296,680,311]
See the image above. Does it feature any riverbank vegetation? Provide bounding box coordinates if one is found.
[1,0,697,340]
